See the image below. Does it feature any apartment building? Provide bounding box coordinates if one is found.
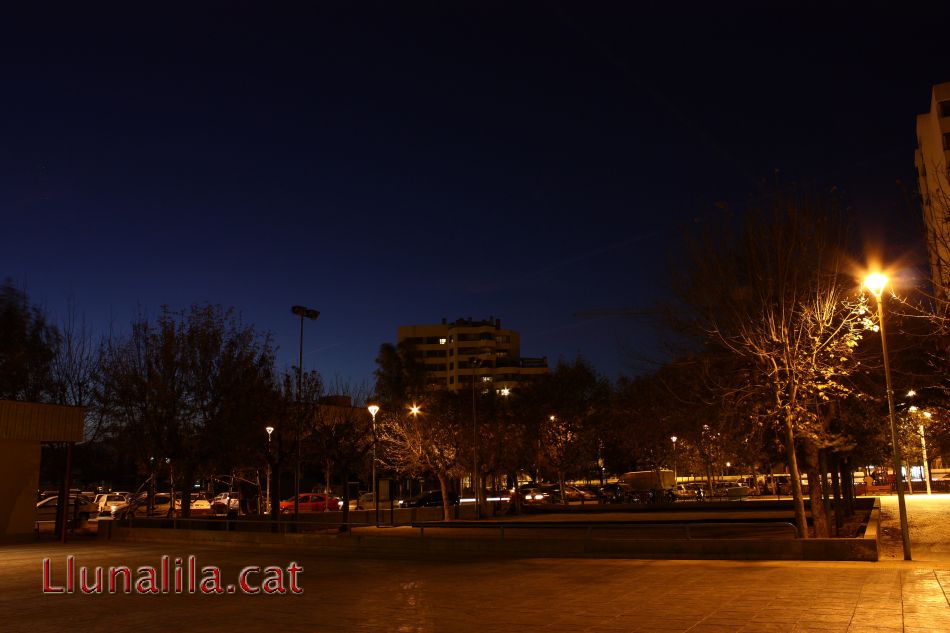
[916,82,950,300]
[397,317,548,392]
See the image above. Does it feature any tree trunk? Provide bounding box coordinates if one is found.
[829,453,843,536]
[180,465,194,518]
[840,457,854,516]
[806,470,830,538]
[803,442,829,538]
[818,449,832,534]
[438,475,452,521]
[784,415,808,538]
[558,471,568,505]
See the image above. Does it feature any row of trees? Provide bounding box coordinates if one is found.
[370,188,950,535]
[0,286,374,517]
[6,187,950,533]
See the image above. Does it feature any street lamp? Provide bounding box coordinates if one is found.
[368,404,379,526]
[469,356,480,520]
[670,436,678,483]
[922,411,933,495]
[291,305,320,524]
[863,272,912,560]
[265,426,274,514]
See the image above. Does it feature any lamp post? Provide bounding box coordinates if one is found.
[916,409,933,495]
[670,436,678,483]
[265,426,274,514]
[469,356,480,520]
[291,305,320,524]
[921,414,933,495]
[367,404,379,526]
[864,273,912,560]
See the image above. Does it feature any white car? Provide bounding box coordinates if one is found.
[210,492,242,515]
[36,495,99,524]
[188,493,212,515]
[94,492,130,519]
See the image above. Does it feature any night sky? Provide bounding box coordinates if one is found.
[2,3,948,388]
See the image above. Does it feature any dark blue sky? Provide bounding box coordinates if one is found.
[1,2,947,387]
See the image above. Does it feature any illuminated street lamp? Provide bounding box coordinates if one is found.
[265,426,274,514]
[670,436,678,482]
[863,272,912,560]
[368,404,379,526]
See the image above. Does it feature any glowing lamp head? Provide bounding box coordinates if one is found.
[367,404,380,418]
[265,426,275,437]
[670,435,678,443]
[409,404,420,416]
[863,272,888,298]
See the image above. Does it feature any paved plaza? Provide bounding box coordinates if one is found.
[2,495,948,633]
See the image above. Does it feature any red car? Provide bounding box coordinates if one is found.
[279,492,341,513]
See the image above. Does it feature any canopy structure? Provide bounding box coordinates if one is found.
[0,400,84,539]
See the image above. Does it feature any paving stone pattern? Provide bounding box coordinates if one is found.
[4,494,950,632]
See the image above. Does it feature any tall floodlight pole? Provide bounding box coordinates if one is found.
[367,404,379,527]
[291,305,319,525]
[863,273,912,560]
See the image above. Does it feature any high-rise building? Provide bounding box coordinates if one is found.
[915,82,950,300]
[397,317,548,392]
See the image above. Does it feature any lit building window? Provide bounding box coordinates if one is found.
[439,338,447,345]
[481,376,493,382]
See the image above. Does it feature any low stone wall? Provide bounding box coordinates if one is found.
[106,499,880,562]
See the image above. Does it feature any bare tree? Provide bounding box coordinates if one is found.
[376,391,466,521]
[682,191,873,537]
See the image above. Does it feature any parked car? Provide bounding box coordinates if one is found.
[210,492,242,515]
[36,494,99,524]
[713,482,753,498]
[94,492,130,519]
[564,485,598,502]
[674,484,695,500]
[121,492,181,518]
[599,482,636,504]
[398,490,460,508]
[346,491,383,511]
[279,492,341,513]
[188,493,212,515]
[519,485,557,504]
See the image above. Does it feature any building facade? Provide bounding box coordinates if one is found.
[397,317,548,392]
[916,82,950,301]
